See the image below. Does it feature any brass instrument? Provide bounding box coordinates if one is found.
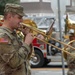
[20,18,55,41]
[65,14,75,34]
[20,19,75,57]
[63,40,75,59]
[22,19,38,35]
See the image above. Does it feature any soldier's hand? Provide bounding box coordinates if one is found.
[37,34,44,40]
[24,33,34,45]
[36,34,45,44]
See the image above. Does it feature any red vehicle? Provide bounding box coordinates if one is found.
[30,37,61,68]
[31,38,49,67]
[0,15,3,26]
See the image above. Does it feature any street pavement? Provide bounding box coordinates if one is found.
[31,68,68,75]
[31,62,68,75]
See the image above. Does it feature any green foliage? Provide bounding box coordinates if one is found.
[0,0,20,15]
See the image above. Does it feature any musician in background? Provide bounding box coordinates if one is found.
[64,29,75,75]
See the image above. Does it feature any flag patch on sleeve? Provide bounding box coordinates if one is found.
[0,38,9,44]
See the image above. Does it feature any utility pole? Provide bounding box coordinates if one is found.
[57,0,65,75]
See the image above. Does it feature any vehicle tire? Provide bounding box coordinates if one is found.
[31,49,45,68]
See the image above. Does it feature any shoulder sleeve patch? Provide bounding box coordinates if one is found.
[0,38,9,44]
[0,32,12,44]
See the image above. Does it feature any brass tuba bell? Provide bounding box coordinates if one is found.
[65,14,75,34]
[22,19,38,36]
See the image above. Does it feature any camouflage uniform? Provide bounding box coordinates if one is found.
[0,3,31,75]
[66,42,75,75]
[63,29,75,75]
[26,45,35,75]
[0,27,31,75]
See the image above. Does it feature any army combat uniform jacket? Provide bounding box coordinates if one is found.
[0,27,30,75]
[26,44,35,75]
[65,42,75,75]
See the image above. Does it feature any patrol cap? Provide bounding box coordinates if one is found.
[4,3,24,16]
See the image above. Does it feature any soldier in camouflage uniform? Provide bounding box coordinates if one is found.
[64,29,75,75]
[0,3,34,75]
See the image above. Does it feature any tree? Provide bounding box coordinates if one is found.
[0,0,20,15]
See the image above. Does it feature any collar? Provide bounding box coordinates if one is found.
[0,26,13,34]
